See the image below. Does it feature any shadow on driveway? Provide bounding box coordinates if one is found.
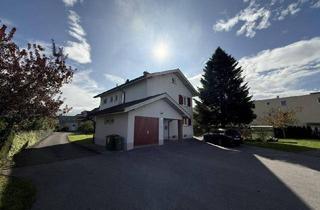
[4,138,318,209]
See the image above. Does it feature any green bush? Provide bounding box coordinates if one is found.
[78,121,94,134]
[7,130,52,160]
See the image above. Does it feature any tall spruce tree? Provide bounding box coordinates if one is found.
[194,47,255,131]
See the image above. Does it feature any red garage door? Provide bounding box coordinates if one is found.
[134,116,159,146]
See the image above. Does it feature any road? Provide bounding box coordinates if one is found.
[13,132,96,167]
[6,133,320,210]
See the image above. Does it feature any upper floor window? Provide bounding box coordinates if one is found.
[281,100,287,106]
[115,95,118,101]
[172,77,176,84]
[318,97,320,103]
[266,102,270,105]
[103,98,108,104]
[110,96,113,103]
[179,95,191,107]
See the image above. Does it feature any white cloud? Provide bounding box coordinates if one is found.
[311,0,320,8]
[214,0,319,38]
[278,2,301,20]
[65,10,91,64]
[214,1,271,38]
[188,37,320,99]
[104,74,125,85]
[61,70,100,115]
[62,0,83,7]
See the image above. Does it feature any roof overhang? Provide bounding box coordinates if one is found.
[125,93,191,118]
[92,93,191,118]
[94,68,199,98]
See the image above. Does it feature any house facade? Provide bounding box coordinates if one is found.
[91,69,197,150]
[252,92,320,130]
[58,116,79,131]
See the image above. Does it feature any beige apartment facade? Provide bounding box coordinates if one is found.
[252,92,320,130]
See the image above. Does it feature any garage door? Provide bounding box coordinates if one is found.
[134,116,159,146]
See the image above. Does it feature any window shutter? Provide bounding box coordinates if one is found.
[187,97,191,107]
[179,95,183,104]
[188,118,191,126]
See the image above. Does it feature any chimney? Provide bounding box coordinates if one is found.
[143,71,150,76]
[125,79,130,83]
[276,96,279,99]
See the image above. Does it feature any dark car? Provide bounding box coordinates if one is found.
[203,129,242,146]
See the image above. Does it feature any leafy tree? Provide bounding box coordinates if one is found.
[194,47,255,131]
[78,121,94,134]
[263,109,296,138]
[0,25,74,159]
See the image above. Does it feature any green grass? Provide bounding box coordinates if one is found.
[0,175,36,210]
[68,134,93,144]
[245,138,320,153]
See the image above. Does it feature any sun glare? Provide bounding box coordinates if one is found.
[153,42,169,61]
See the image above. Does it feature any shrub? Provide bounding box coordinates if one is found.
[7,130,52,160]
[78,121,94,134]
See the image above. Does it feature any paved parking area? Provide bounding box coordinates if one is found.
[7,134,320,210]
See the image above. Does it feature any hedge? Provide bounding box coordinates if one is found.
[7,130,53,160]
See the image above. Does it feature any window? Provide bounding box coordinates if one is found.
[318,97,320,103]
[172,77,176,84]
[183,118,191,126]
[183,118,188,126]
[179,95,183,104]
[179,95,191,107]
[266,102,270,105]
[281,100,287,106]
[110,96,113,103]
[115,95,118,101]
[103,98,107,104]
[104,118,114,124]
[187,97,191,107]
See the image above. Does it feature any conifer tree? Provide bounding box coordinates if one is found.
[194,47,255,131]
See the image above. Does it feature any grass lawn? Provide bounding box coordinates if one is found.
[245,138,320,153]
[0,175,36,210]
[68,134,93,144]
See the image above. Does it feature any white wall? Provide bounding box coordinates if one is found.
[61,122,78,131]
[126,99,182,150]
[99,90,123,110]
[95,113,128,146]
[124,80,147,102]
[146,73,194,138]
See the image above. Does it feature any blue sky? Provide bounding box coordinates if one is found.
[1,0,320,114]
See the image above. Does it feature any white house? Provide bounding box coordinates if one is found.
[90,69,198,150]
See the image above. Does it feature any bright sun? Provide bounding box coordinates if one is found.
[153,42,169,61]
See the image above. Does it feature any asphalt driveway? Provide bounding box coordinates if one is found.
[6,133,320,210]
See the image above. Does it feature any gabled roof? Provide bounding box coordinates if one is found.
[89,93,190,118]
[94,68,198,98]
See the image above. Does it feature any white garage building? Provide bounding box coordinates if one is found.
[90,69,197,150]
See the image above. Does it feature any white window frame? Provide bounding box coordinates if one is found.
[183,96,187,106]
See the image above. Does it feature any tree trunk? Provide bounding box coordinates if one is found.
[281,128,286,139]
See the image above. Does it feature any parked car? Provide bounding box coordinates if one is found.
[203,129,242,146]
